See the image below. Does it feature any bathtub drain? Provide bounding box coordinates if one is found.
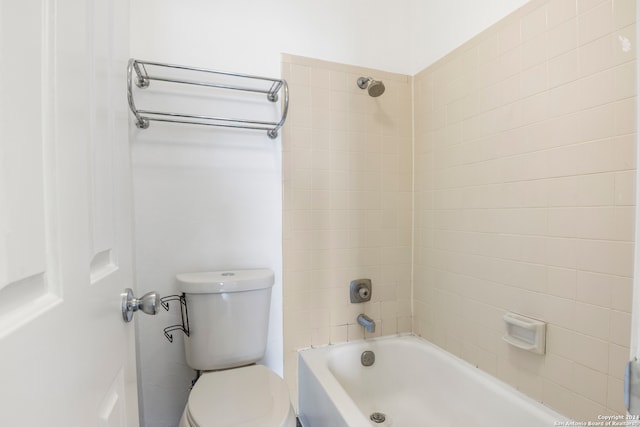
[370,412,386,423]
[361,350,375,366]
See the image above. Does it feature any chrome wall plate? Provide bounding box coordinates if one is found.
[350,279,372,303]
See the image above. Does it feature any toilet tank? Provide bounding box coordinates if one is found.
[176,269,274,371]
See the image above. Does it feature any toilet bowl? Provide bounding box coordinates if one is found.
[175,269,296,427]
[179,365,296,427]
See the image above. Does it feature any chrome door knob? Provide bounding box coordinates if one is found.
[121,288,160,322]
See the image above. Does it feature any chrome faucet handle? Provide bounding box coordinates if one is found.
[122,289,160,322]
[350,279,372,303]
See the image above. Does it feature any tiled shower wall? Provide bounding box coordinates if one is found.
[281,54,413,405]
[413,0,636,420]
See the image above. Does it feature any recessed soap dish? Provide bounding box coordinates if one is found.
[503,312,546,355]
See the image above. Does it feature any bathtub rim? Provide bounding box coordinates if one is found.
[298,333,572,426]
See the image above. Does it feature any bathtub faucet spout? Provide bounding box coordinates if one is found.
[357,314,375,333]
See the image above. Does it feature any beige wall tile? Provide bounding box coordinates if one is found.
[613,61,637,100]
[549,50,579,88]
[544,295,577,330]
[578,1,613,46]
[576,173,616,206]
[608,376,627,414]
[571,332,609,373]
[573,302,611,340]
[615,170,636,205]
[572,363,608,405]
[547,325,576,360]
[283,55,413,404]
[614,98,637,136]
[548,267,578,299]
[579,35,614,76]
[498,18,523,54]
[613,24,636,65]
[576,240,634,276]
[611,275,634,312]
[609,343,630,379]
[520,63,548,97]
[548,18,578,58]
[578,0,609,14]
[613,0,636,29]
[549,80,583,117]
[412,0,634,419]
[542,380,577,418]
[522,5,549,41]
[548,0,578,28]
[610,310,632,346]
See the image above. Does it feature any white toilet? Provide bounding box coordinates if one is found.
[176,269,296,427]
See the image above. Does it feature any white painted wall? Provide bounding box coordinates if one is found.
[130,1,537,426]
[408,0,530,73]
[131,0,530,76]
[131,124,282,427]
[130,0,413,76]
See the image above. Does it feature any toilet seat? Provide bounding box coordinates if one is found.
[184,364,294,427]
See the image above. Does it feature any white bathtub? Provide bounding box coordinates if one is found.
[298,334,571,427]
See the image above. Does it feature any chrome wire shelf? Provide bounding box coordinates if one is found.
[127,59,289,139]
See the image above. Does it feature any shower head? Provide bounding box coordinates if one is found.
[357,77,385,97]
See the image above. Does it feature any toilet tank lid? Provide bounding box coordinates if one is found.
[176,269,274,294]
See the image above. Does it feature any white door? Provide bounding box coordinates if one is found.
[0,1,139,426]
